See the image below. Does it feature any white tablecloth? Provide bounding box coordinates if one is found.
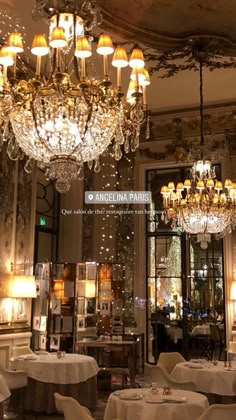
[166,326,183,343]
[13,353,98,384]
[104,388,208,420]
[190,325,210,336]
[171,362,236,396]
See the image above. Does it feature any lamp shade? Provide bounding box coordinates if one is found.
[49,27,67,48]
[112,47,128,68]
[230,280,236,300]
[85,281,96,298]
[7,32,24,53]
[31,34,49,56]
[10,275,37,298]
[126,80,140,103]
[96,34,114,55]
[130,67,146,83]
[129,48,144,69]
[75,36,92,58]
[0,46,14,66]
[140,67,151,86]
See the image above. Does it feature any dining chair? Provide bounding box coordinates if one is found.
[0,343,28,418]
[157,352,186,374]
[197,403,236,420]
[0,369,28,419]
[0,373,11,419]
[12,346,34,358]
[54,392,95,420]
[144,363,196,391]
[209,325,224,360]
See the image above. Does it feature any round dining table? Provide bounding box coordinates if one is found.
[171,361,236,398]
[104,388,209,420]
[12,353,98,413]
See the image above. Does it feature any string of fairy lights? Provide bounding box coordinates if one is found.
[96,153,136,331]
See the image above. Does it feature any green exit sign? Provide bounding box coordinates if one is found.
[40,217,46,226]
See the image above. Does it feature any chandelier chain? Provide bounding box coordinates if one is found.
[199,60,204,147]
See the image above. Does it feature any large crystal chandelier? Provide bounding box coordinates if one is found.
[0,0,150,192]
[161,58,236,241]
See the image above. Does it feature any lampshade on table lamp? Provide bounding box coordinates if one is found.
[10,275,37,298]
[230,280,236,330]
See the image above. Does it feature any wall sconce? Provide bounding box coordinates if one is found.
[85,281,96,298]
[10,275,37,298]
[53,279,64,298]
[230,280,236,330]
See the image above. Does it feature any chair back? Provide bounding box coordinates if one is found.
[144,363,196,391]
[54,393,94,420]
[0,345,10,369]
[197,404,236,420]
[12,346,33,358]
[209,325,220,340]
[158,352,186,374]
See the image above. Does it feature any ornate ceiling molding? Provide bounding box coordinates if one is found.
[102,8,236,55]
[139,103,236,162]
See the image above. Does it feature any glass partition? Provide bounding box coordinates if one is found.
[146,167,225,363]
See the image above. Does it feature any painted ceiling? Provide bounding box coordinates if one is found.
[1,0,236,112]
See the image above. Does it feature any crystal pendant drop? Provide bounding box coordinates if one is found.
[7,139,20,161]
[88,160,93,170]
[146,115,150,140]
[114,145,122,161]
[78,166,84,181]
[2,122,9,142]
[55,179,71,194]
[94,160,101,173]
[24,159,34,174]
[131,130,139,152]
[124,138,130,154]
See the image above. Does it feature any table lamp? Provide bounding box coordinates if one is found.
[230,280,236,330]
[10,275,37,298]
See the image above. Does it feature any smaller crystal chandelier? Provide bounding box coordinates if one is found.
[0,0,150,192]
[161,58,236,241]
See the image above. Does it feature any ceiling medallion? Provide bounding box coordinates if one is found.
[0,0,150,192]
[160,56,236,245]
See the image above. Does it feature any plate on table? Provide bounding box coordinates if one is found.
[162,396,187,403]
[189,359,206,364]
[34,351,48,356]
[17,355,37,361]
[184,363,203,369]
[145,395,164,404]
[119,392,142,401]
[224,367,236,371]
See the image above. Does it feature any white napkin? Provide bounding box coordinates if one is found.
[17,354,37,360]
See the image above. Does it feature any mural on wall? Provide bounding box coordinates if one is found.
[0,144,15,273]
[0,144,35,278]
[15,159,33,269]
